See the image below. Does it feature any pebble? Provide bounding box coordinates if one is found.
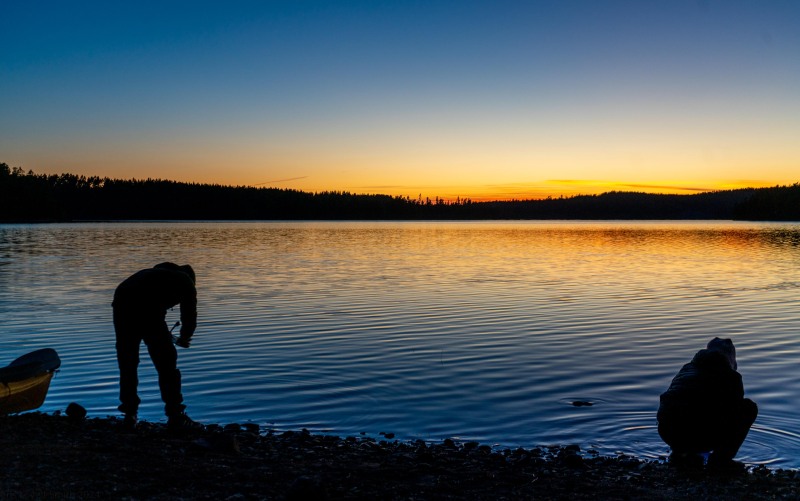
[224,423,242,433]
[65,402,87,421]
[285,476,326,501]
[242,423,260,434]
[6,412,797,500]
[562,454,584,469]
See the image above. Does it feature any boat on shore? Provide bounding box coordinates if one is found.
[0,348,61,415]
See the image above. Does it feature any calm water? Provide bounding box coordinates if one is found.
[2,221,800,467]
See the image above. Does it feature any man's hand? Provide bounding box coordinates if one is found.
[176,336,191,348]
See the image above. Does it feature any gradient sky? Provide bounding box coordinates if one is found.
[2,1,799,201]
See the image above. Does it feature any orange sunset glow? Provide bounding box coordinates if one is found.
[2,2,798,201]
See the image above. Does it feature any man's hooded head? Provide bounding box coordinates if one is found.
[154,262,196,285]
[707,337,737,370]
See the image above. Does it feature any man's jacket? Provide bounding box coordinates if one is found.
[658,348,744,423]
[113,267,197,338]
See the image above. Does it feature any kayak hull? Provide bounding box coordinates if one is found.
[0,348,61,415]
[1,372,56,415]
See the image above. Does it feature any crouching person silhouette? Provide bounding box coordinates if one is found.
[657,337,757,468]
[113,262,202,432]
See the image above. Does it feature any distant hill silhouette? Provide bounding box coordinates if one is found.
[731,184,800,221]
[1,163,798,221]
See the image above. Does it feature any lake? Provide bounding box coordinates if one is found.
[2,221,800,468]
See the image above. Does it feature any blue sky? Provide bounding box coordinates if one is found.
[2,1,799,199]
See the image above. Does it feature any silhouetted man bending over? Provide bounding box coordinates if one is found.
[113,262,200,431]
[658,337,757,467]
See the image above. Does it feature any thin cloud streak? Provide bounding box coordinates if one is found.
[253,176,308,186]
[617,184,711,193]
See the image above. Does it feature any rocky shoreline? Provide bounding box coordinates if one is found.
[1,412,798,500]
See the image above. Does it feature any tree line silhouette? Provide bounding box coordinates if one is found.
[1,163,798,221]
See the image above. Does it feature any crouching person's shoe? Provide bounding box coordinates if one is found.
[167,412,204,434]
[707,455,746,475]
[668,451,705,470]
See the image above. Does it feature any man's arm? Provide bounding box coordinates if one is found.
[178,279,197,346]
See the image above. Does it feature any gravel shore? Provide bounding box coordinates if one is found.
[1,412,798,500]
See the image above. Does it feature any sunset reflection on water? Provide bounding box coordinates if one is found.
[1,221,800,467]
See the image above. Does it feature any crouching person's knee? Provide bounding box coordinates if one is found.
[742,398,758,423]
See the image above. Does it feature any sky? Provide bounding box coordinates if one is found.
[2,1,799,201]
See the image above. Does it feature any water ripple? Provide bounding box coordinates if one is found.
[2,221,800,467]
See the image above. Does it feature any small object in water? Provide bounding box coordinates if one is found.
[571,400,593,407]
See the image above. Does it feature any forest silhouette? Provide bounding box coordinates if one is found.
[1,163,798,222]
